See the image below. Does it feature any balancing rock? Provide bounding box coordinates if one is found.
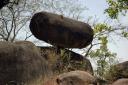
[30,11,93,48]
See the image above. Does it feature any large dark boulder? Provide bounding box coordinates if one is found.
[0,41,51,85]
[38,46,93,75]
[30,11,93,48]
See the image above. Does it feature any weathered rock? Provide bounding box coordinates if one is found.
[38,46,93,75]
[43,70,96,85]
[0,41,51,85]
[30,11,93,48]
[112,78,128,85]
[105,61,128,83]
[0,0,9,9]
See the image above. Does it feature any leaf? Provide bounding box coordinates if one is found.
[105,0,128,19]
[122,31,128,37]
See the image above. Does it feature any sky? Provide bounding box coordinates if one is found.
[84,0,108,20]
[83,0,128,62]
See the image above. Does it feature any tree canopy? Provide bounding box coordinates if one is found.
[105,0,128,19]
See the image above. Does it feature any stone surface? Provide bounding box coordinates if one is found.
[38,46,93,75]
[43,70,96,85]
[30,11,93,48]
[106,61,128,83]
[112,78,128,85]
[0,41,51,85]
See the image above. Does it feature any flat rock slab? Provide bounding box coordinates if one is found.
[30,11,93,48]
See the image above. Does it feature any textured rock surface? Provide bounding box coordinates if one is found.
[38,46,93,75]
[30,11,93,48]
[43,70,96,85]
[112,78,128,85]
[106,61,128,83]
[0,41,51,85]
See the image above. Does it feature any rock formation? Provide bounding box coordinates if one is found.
[30,11,93,48]
[38,46,93,75]
[0,41,51,85]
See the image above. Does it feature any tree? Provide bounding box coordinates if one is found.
[81,22,119,79]
[105,0,128,19]
[0,0,33,42]
[89,42,117,79]
[105,0,128,39]
[83,0,128,79]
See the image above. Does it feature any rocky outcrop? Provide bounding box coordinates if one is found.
[105,61,128,83]
[43,70,96,85]
[112,78,128,85]
[0,41,51,85]
[38,46,93,75]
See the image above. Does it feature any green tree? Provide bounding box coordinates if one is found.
[89,44,117,79]
[83,23,118,79]
[105,0,128,39]
[105,0,128,19]
[84,0,128,79]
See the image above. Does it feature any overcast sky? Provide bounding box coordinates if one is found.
[84,0,128,62]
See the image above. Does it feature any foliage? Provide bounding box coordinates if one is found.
[82,23,119,79]
[78,0,128,79]
[90,23,116,78]
[56,49,90,74]
[105,0,128,19]
[90,44,117,79]
[104,65,121,82]
[105,0,128,40]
